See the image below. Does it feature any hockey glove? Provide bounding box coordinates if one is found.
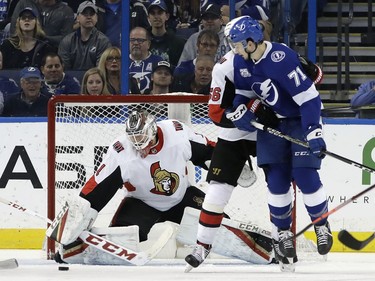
[304,125,326,158]
[252,102,279,128]
[298,55,323,85]
[226,103,256,132]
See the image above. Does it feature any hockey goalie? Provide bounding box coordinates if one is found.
[46,109,274,265]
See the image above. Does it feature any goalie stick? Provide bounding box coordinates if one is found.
[251,121,375,174]
[0,259,18,270]
[338,230,375,250]
[0,196,173,266]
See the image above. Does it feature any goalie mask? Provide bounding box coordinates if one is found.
[227,16,263,52]
[126,110,157,156]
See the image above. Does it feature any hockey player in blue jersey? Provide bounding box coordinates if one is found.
[223,16,332,270]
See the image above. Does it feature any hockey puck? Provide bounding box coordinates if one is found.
[58,266,69,271]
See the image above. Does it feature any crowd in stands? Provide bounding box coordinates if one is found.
[0,0,372,118]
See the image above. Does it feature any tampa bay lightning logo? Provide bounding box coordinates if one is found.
[270,51,286,62]
[251,79,279,106]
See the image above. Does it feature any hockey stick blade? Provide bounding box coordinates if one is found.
[251,121,375,174]
[338,230,375,250]
[0,258,18,270]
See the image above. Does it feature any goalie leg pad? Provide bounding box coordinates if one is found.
[58,226,140,265]
[46,196,98,245]
[177,207,273,264]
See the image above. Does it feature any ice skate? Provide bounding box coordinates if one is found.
[314,221,333,255]
[184,244,211,273]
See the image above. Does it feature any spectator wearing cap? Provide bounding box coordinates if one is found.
[58,1,111,71]
[10,0,75,48]
[128,26,163,94]
[0,6,56,69]
[40,52,81,97]
[2,66,49,116]
[177,3,230,65]
[174,29,219,76]
[172,54,214,95]
[144,60,174,94]
[147,0,186,68]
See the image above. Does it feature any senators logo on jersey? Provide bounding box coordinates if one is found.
[149,161,179,196]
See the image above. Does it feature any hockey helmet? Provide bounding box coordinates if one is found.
[125,109,157,151]
[228,16,263,49]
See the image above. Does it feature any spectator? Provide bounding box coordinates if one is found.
[129,26,163,94]
[177,3,230,65]
[58,1,111,71]
[0,7,56,69]
[40,52,81,97]
[81,67,107,96]
[173,54,214,95]
[176,0,200,29]
[219,0,272,40]
[10,0,75,48]
[0,90,3,114]
[97,46,121,95]
[96,0,121,47]
[174,29,219,76]
[130,0,150,30]
[0,75,20,101]
[147,0,186,67]
[351,80,375,108]
[2,66,49,116]
[144,60,174,94]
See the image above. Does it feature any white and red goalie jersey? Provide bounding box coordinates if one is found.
[80,119,215,212]
[208,51,257,141]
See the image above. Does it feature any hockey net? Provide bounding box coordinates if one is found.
[47,94,321,261]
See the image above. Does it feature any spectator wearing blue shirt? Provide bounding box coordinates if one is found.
[351,80,375,108]
[129,26,163,94]
[40,52,81,97]
[0,75,20,102]
[174,29,219,76]
[2,66,49,117]
[96,0,121,47]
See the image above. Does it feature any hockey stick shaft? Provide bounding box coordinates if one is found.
[251,121,375,174]
[293,182,375,239]
[0,196,170,265]
[338,230,375,250]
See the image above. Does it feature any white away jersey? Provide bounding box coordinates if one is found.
[82,120,210,212]
[209,51,257,141]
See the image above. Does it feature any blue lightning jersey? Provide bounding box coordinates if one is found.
[233,42,322,132]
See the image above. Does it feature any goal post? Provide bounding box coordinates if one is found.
[46,94,303,260]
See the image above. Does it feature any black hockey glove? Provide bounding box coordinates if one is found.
[251,100,279,128]
[298,55,323,85]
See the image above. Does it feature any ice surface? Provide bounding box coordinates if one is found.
[1,250,375,281]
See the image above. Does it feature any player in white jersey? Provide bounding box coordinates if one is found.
[223,16,332,270]
[52,109,274,265]
[185,17,279,272]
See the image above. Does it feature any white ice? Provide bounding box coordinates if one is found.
[1,250,375,281]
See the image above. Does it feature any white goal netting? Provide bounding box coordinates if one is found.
[47,94,321,261]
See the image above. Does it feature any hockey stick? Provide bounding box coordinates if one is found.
[0,259,18,270]
[251,121,375,174]
[291,182,375,240]
[0,196,172,266]
[338,230,375,250]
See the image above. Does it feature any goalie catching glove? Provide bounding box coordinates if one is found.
[304,124,326,158]
[226,99,279,131]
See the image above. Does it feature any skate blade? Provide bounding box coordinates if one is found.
[184,264,193,273]
[279,257,296,272]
